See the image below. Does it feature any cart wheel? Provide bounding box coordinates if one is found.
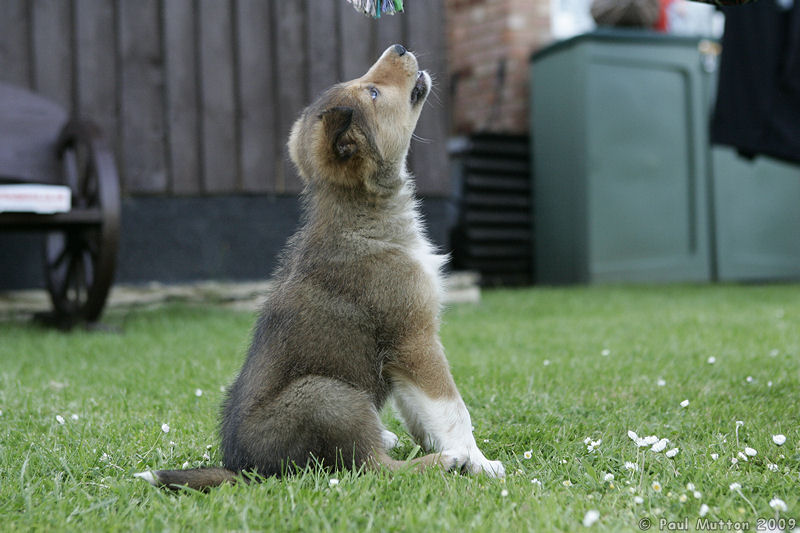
[44,120,120,323]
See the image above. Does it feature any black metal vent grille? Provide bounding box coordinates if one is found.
[449,134,532,286]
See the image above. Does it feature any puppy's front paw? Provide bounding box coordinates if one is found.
[456,448,505,477]
[438,449,469,472]
[381,429,400,450]
[470,457,505,478]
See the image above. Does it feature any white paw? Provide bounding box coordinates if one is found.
[470,456,505,478]
[438,449,470,471]
[381,429,400,450]
[444,448,505,477]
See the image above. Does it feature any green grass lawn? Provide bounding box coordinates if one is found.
[1,285,798,532]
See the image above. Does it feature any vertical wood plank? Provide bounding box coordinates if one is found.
[118,0,167,194]
[74,0,118,175]
[274,1,307,194]
[198,0,238,194]
[306,0,340,99]
[338,1,374,81]
[405,1,449,196]
[30,0,73,109]
[162,0,200,195]
[236,0,275,193]
[0,0,32,87]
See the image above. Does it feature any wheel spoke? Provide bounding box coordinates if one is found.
[62,149,79,195]
[47,235,69,269]
[61,252,77,302]
[74,252,87,305]
[82,249,95,289]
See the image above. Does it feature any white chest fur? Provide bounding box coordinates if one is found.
[408,234,447,302]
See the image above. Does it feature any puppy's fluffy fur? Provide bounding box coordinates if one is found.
[136,45,504,491]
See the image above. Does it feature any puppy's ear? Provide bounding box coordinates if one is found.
[320,106,357,160]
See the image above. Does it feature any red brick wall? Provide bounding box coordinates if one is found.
[446,0,552,134]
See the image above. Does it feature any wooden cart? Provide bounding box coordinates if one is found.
[0,82,120,324]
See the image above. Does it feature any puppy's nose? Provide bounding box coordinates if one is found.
[393,44,406,56]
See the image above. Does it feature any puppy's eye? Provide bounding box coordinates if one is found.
[368,87,379,100]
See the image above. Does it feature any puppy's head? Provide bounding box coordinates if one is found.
[288,45,431,195]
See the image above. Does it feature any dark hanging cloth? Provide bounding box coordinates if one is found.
[710,0,800,164]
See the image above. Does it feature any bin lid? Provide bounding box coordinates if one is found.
[530,28,712,63]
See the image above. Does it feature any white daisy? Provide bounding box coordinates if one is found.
[731,457,738,465]
[182,461,190,469]
[601,349,610,357]
[56,415,65,425]
[686,482,695,491]
[651,439,668,453]
[657,378,666,387]
[773,434,786,446]
[711,453,719,460]
[329,478,340,487]
[767,463,779,472]
[563,480,572,487]
[531,478,542,486]
[693,491,701,499]
[746,376,753,383]
[501,489,509,497]
[769,498,787,512]
[744,447,757,457]
[523,450,532,459]
[604,473,614,482]
[624,461,639,471]
[634,496,644,504]
[70,414,79,421]
[680,399,689,408]
[651,481,662,492]
[543,359,551,366]
[729,482,741,491]
[195,389,203,397]
[679,494,688,503]
[737,452,748,462]
[707,356,716,364]
[699,503,710,517]
[666,448,679,458]
[583,510,600,527]
[161,423,170,433]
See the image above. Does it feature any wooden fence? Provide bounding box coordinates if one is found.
[0,0,448,196]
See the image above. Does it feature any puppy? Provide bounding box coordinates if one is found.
[135,44,504,490]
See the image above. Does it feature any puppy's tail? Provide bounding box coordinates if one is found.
[134,467,238,491]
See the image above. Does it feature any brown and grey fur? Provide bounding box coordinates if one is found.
[135,45,504,491]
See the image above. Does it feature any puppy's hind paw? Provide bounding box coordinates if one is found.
[381,429,400,450]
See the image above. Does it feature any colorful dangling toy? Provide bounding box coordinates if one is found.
[346,0,404,18]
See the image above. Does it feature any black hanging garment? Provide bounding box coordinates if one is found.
[711,0,800,164]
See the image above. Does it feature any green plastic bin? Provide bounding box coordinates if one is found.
[530,29,800,283]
